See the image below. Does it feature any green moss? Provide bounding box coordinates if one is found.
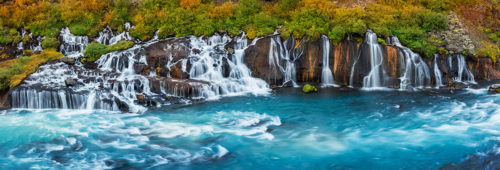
[302,84,318,93]
[41,37,60,50]
[83,40,135,62]
[378,38,387,46]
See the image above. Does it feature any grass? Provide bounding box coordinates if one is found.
[0,50,63,91]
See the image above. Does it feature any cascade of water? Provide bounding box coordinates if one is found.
[320,35,336,87]
[433,54,444,88]
[96,22,132,45]
[59,27,89,57]
[13,25,269,112]
[362,30,388,88]
[391,37,431,89]
[16,29,27,51]
[448,54,475,84]
[267,33,304,87]
[30,35,44,52]
[187,33,269,99]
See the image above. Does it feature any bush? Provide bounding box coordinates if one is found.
[41,37,60,50]
[83,42,107,62]
[83,40,135,62]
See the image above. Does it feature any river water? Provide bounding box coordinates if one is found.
[0,84,499,169]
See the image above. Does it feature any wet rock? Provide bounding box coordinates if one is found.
[133,63,148,75]
[221,57,231,77]
[115,99,130,113]
[105,160,130,169]
[145,38,190,68]
[470,57,500,80]
[83,62,98,69]
[0,89,11,110]
[192,48,201,54]
[244,36,284,85]
[227,47,234,54]
[489,84,500,93]
[60,57,75,65]
[52,156,71,164]
[137,93,145,100]
[282,81,295,87]
[64,77,77,86]
[333,36,359,86]
[297,38,323,83]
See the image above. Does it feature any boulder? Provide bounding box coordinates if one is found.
[489,84,500,93]
[65,77,77,86]
[61,57,76,65]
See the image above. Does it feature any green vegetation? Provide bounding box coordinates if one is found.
[302,84,318,93]
[0,0,497,58]
[83,40,134,62]
[41,37,60,50]
[0,50,63,91]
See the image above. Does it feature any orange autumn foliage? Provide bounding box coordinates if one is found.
[179,0,201,10]
[208,1,235,19]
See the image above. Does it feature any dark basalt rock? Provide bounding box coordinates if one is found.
[145,38,190,69]
[297,38,323,83]
[83,62,98,69]
[244,36,284,86]
[133,63,148,75]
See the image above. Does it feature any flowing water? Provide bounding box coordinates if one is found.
[321,35,336,87]
[1,85,499,169]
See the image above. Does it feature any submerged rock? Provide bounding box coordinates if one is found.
[489,84,500,93]
[302,84,318,93]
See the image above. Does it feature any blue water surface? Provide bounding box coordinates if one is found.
[0,87,499,169]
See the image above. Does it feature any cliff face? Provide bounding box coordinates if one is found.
[0,29,498,111]
[240,33,500,87]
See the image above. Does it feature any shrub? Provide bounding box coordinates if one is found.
[180,0,201,10]
[83,40,135,62]
[41,37,60,50]
[208,2,234,19]
[83,42,107,62]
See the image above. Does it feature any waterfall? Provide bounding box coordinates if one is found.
[390,37,431,89]
[354,30,388,89]
[59,27,89,57]
[448,54,475,84]
[433,54,444,88]
[267,33,304,87]
[187,33,269,99]
[96,22,132,45]
[320,35,336,87]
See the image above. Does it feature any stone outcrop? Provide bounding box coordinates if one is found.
[297,38,323,83]
[429,13,477,55]
[244,36,284,86]
[333,37,359,86]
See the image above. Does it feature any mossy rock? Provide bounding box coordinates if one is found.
[302,84,318,93]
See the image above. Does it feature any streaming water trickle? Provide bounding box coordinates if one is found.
[321,35,336,87]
